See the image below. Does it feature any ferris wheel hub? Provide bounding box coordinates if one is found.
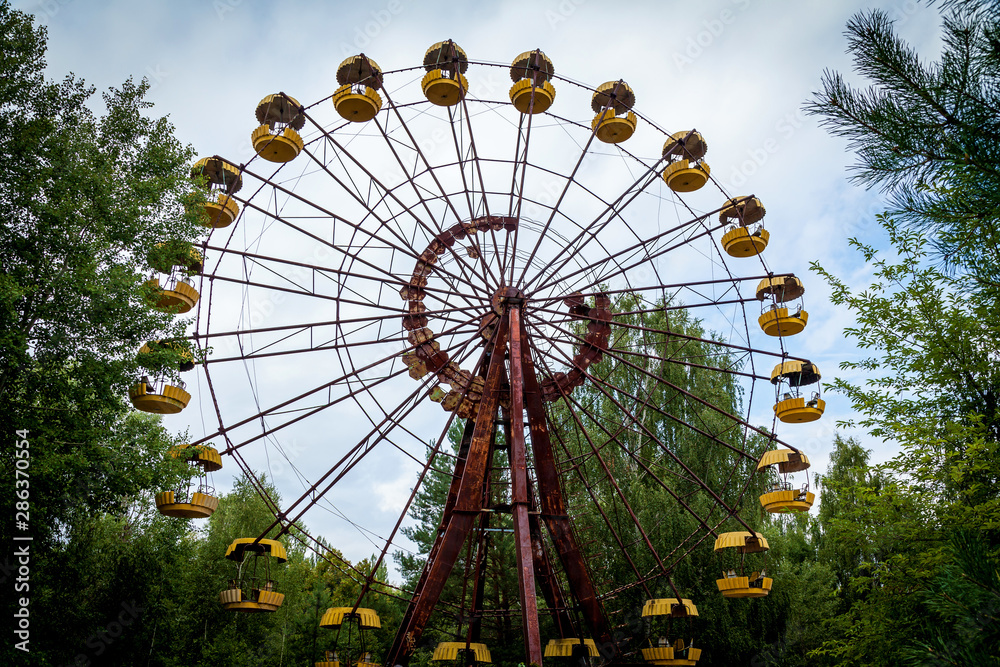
[490,286,527,314]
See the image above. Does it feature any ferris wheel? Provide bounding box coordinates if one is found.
[132,41,824,665]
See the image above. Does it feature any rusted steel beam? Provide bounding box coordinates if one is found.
[517,315,614,650]
[529,507,576,637]
[546,415,654,601]
[507,307,544,665]
[493,356,577,640]
[466,386,500,645]
[386,317,510,666]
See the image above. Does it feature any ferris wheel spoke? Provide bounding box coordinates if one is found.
[526,327,701,489]
[206,272,409,314]
[532,274,786,311]
[369,118,500,295]
[529,208,718,297]
[526,319,760,534]
[193,309,483,449]
[533,212,727,297]
[225,445,410,592]
[444,103,510,290]
[203,323,482,366]
[227,189,418,287]
[195,305,480,348]
[606,315,808,364]
[300,108,445,236]
[537,368,673,595]
[203,244,490,312]
[527,333,729,542]
[227,317,489,461]
[456,94,511,279]
[230,433,418,595]
[533,313,777,456]
[513,115,608,288]
[270,325,494,546]
[380,86,466,226]
[506,111,534,285]
[235,166,491,310]
[531,305,767,382]
[351,359,506,612]
[374,89,503,294]
[523,151,667,294]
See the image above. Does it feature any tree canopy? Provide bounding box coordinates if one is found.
[804,2,1000,663]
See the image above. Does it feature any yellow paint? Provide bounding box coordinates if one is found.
[509,79,556,114]
[758,307,808,336]
[662,160,710,193]
[721,227,769,257]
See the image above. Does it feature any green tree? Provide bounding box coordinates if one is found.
[0,0,205,548]
[807,2,1000,295]
[903,530,1000,666]
[805,3,1000,664]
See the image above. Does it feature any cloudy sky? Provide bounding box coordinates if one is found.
[21,0,944,575]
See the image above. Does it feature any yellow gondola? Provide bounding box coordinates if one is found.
[315,650,341,667]
[756,275,808,336]
[770,360,825,423]
[590,80,637,144]
[662,131,710,192]
[148,242,203,275]
[719,196,768,257]
[757,448,815,513]
[320,607,382,629]
[144,276,199,313]
[333,55,383,122]
[319,606,382,666]
[543,638,598,658]
[128,377,190,414]
[714,532,772,598]
[191,157,242,228]
[509,50,556,114]
[155,444,222,518]
[130,341,194,414]
[641,598,701,666]
[219,538,287,612]
[252,93,305,162]
[432,642,492,663]
[422,41,470,106]
[137,340,195,372]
